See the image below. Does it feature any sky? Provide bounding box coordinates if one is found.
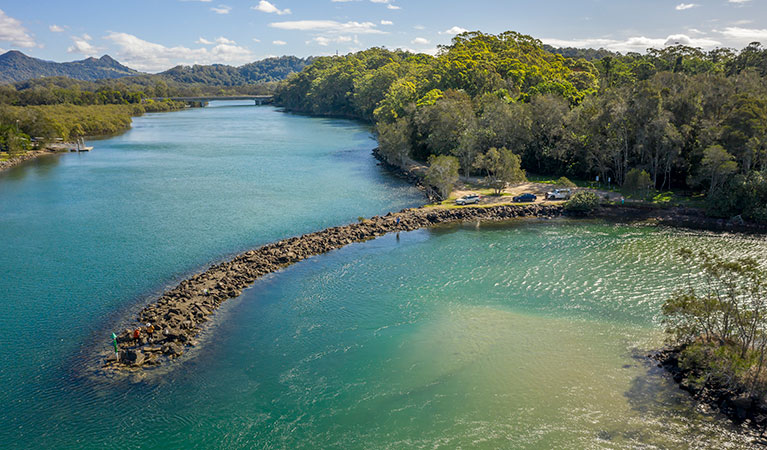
[0,0,765,72]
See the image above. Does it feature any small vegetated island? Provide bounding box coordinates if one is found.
[3,29,767,435]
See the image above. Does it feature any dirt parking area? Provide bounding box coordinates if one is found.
[451,182,623,206]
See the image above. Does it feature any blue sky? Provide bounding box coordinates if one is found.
[0,0,765,72]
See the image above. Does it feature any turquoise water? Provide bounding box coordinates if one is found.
[1,103,765,448]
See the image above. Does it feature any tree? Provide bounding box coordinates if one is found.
[556,176,576,188]
[414,90,477,158]
[377,117,412,167]
[424,155,460,200]
[662,249,767,396]
[698,145,738,196]
[623,168,653,198]
[474,147,526,194]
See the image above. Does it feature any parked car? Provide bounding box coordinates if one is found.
[513,193,537,203]
[546,189,572,200]
[455,194,481,205]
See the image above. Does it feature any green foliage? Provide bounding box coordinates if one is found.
[0,103,185,142]
[623,168,653,198]
[0,122,30,155]
[662,249,767,396]
[273,31,767,220]
[473,147,526,194]
[377,117,412,167]
[555,176,576,187]
[424,155,460,200]
[706,170,767,222]
[564,191,599,213]
[694,145,739,197]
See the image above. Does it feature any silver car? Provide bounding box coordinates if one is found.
[456,194,481,205]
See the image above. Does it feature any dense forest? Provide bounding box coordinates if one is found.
[158,56,314,86]
[275,31,767,221]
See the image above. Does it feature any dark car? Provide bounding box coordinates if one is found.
[513,193,537,203]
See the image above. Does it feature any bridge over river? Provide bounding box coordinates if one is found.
[151,95,273,105]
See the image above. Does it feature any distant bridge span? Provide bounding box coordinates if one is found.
[151,95,273,105]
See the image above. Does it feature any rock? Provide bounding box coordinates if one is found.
[123,349,145,366]
[732,394,753,419]
[162,342,184,357]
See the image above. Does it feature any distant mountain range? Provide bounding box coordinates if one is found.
[0,51,314,86]
[0,51,139,83]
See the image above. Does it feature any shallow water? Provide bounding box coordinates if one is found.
[1,103,765,448]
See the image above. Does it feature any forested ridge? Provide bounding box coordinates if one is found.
[0,50,313,86]
[276,31,767,221]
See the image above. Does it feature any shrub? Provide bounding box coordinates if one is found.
[623,168,653,198]
[555,176,576,188]
[564,191,599,213]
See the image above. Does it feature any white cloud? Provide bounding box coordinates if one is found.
[272,40,287,45]
[195,36,237,45]
[0,9,37,48]
[381,20,393,25]
[728,0,751,4]
[253,1,291,15]
[675,3,698,11]
[252,38,261,42]
[269,20,386,34]
[49,24,66,33]
[411,37,430,45]
[441,26,468,35]
[309,35,358,46]
[370,0,400,9]
[105,32,253,72]
[541,33,721,53]
[211,4,231,14]
[398,46,439,56]
[718,26,767,42]
[67,34,101,56]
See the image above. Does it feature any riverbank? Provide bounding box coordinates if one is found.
[653,347,767,443]
[104,203,563,372]
[0,149,66,172]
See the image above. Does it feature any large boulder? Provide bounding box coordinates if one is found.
[122,349,145,366]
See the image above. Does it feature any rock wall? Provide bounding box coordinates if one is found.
[105,204,563,371]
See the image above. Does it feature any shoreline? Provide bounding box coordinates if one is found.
[652,347,767,442]
[0,148,68,173]
[103,203,564,372]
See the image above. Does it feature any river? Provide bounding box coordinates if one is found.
[0,102,762,448]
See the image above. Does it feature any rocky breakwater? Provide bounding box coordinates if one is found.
[104,204,563,372]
